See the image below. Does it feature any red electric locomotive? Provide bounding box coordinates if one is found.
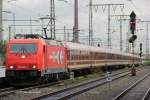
[6,38,67,85]
[5,35,141,86]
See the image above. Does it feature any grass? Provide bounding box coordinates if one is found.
[143,60,150,66]
[63,71,105,85]
[0,40,6,59]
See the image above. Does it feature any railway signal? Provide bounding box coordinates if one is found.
[97,44,100,47]
[130,11,136,34]
[129,11,137,43]
[129,11,137,76]
[140,43,142,57]
[129,35,137,43]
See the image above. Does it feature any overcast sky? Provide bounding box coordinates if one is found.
[2,0,150,53]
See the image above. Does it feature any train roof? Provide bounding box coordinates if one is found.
[7,39,46,44]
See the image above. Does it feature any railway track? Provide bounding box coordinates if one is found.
[32,71,131,100]
[0,87,14,93]
[0,69,130,99]
[113,72,150,100]
[0,81,61,97]
[0,68,131,98]
[142,87,150,100]
[0,68,144,100]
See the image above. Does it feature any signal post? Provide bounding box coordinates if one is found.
[140,43,143,65]
[129,11,137,76]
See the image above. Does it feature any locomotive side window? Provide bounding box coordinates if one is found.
[10,43,37,53]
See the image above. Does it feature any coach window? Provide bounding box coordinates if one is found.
[118,55,120,59]
[101,53,104,59]
[94,52,96,60]
[110,54,112,59]
[107,54,109,59]
[71,55,73,60]
[121,56,123,60]
[80,52,82,60]
[117,55,119,59]
[93,52,96,59]
[98,53,101,59]
[80,51,82,60]
[82,53,85,60]
[126,56,128,60]
[68,51,70,59]
[83,54,85,60]
[92,52,94,60]
[114,54,116,59]
[98,53,99,59]
[127,56,129,60]
[116,55,118,59]
[74,54,76,60]
[84,52,86,60]
[78,51,80,60]
[78,53,80,60]
[100,53,102,59]
[81,53,83,60]
[97,53,98,59]
[98,53,100,59]
[75,54,77,60]
[72,54,75,60]
[108,54,111,59]
[95,52,97,60]
[120,55,122,59]
[111,54,113,59]
[96,53,98,59]
[76,54,77,60]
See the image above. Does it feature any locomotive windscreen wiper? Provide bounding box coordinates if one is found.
[20,47,28,54]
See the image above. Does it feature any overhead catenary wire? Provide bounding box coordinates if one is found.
[125,0,144,15]
[5,0,45,17]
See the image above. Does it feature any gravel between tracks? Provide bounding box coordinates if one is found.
[70,67,150,100]
[0,67,147,100]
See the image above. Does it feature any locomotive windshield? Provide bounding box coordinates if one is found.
[10,43,37,53]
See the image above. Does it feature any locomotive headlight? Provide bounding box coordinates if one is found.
[10,66,14,69]
[32,65,36,69]
[21,55,26,59]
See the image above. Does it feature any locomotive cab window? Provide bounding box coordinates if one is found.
[10,43,37,53]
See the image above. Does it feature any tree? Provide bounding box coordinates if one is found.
[0,40,6,62]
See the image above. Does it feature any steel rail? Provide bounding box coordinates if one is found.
[142,87,150,100]
[0,81,61,97]
[0,68,142,98]
[33,71,130,100]
[0,87,14,92]
[113,72,150,100]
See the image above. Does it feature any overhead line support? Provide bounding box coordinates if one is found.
[91,4,124,49]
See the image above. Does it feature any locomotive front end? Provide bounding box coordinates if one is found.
[5,39,44,86]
